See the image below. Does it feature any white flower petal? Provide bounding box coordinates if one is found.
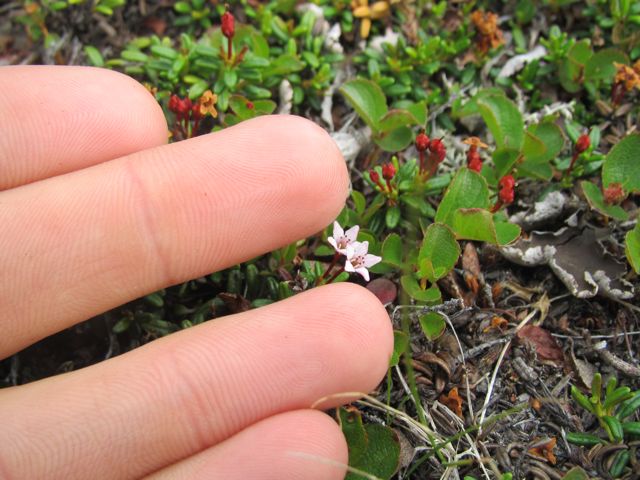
[363,253,382,268]
[344,261,356,273]
[355,267,370,281]
[351,240,369,256]
[345,225,360,242]
[327,237,338,251]
[332,221,344,239]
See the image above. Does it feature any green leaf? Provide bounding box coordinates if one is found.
[174,1,191,13]
[390,330,409,367]
[602,133,640,193]
[419,312,446,341]
[477,94,524,150]
[455,88,504,118]
[451,209,521,245]
[121,49,148,62]
[400,275,442,303]
[187,80,209,100]
[83,45,104,67]
[339,408,401,480]
[517,161,553,180]
[385,206,401,229]
[584,48,628,81]
[524,122,565,163]
[347,424,400,480]
[435,168,490,226]
[376,126,413,152]
[561,467,590,480]
[382,233,403,267]
[581,181,628,221]
[566,432,602,446]
[493,148,521,178]
[406,101,427,125]
[418,223,460,282]
[262,53,305,77]
[626,223,640,274]
[559,39,592,92]
[377,109,419,133]
[150,45,179,60]
[339,78,388,131]
[351,190,366,216]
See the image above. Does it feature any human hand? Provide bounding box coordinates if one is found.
[0,66,393,480]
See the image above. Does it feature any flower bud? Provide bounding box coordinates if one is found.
[429,138,446,163]
[574,134,590,155]
[498,175,515,205]
[382,163,396,180]
[369,169,380,184]
[415,132,430,152]
[221,11,235,39]
[168,94,181,113]
[603,183,626,205]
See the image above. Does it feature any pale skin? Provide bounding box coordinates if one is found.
[0,66,393,480]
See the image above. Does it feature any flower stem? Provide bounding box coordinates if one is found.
[227,37,233,62]
[566,152,579,177]
[325,266,345,284]
[316,253,340,286]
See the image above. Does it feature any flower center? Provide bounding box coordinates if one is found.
[351,255,365,267]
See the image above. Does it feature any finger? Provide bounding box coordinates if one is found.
[147,410,348,480]
[0,66,168,190]
[0,283,393,480]
[0,115,348,357]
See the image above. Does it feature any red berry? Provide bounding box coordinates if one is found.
[499,174,515,190]
[575,134,591,154]
[369,169,380,184]
[221,11,235,38]
[415,132,430,152]
[382,163,396,180]
[468,151,483,172]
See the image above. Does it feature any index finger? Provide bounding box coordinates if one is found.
[0,115,348,357]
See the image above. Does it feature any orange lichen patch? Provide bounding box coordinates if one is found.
[351,0,391,38]
[198,90,218,117]
[528,437,557,464]
[633,58,640,74]
[470,10,504,53]
[463,136,489,149]
[483,316,509,333]
[614,62,640,91]
[439,387,463,417]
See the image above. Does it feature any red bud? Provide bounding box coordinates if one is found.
[429,138,446,163]
[575,134,590,154]
[498,175,515,205]
[382,163,396,180]
[415,132,430,152]
[221,11,235,39]
[369,169,380,184]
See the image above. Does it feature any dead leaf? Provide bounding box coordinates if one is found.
[218,293,251,314]
[516,325,564,365]
[528,437,557,464]
[366,277,397,305]
[439,387,463,418]
[462,242,482,296]
[143,16,167,36]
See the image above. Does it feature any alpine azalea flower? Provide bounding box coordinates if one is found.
[327,221,359,255]
[344,241,381,282]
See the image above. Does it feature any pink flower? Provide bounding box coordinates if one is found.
[344,241,381,282]
[327,221,359,255]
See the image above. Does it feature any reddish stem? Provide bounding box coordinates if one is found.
[567,152,579,177]
[227,37,233,61]
[316,252,340,286]
[325,266,346,284]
